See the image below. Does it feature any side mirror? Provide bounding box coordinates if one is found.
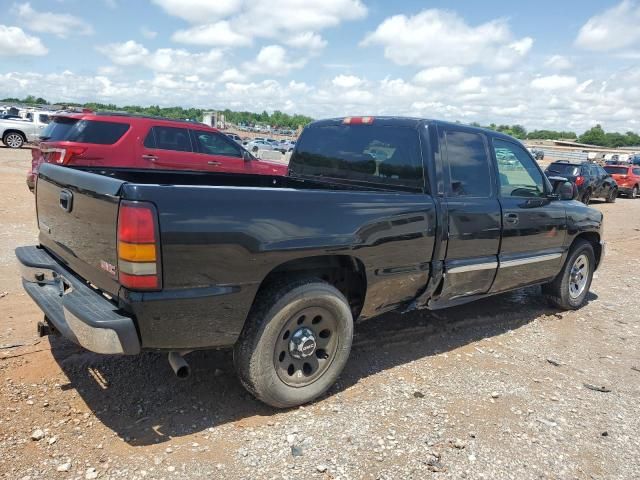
[242,150,254,162]
[557,181,576,200]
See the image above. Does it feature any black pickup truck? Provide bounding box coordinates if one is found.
[17,117,604,408]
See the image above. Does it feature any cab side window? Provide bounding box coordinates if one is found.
[493,138,545,198]
[444,129,492,197]
[145,126,192,152]
[633,168,640,176]
[193,130,242,157]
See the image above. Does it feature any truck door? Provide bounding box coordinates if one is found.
[489,138,566,293]
[437,126,501,302]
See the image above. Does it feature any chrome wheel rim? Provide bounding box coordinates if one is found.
[5,134,22,148]
[274,306,339,387]
[569,254,589,299]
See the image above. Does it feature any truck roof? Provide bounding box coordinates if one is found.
[306,116,522,142]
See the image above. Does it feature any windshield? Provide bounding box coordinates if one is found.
[546,163,579,176]
[604,166,629,175]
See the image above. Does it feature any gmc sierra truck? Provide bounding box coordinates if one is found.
[17,117,604,408]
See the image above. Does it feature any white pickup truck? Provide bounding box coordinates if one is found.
[0,112,52,148]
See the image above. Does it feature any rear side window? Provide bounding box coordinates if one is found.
[40,117,78,141]
[444,130,491,197]
[40,118,128,144]
[289,124,423,191]
[145,126,192,152]
[67,120,129,144]
[633,168,640,175]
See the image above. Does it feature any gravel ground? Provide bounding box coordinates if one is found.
[0,147,639,480]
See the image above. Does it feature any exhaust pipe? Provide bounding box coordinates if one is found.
[168,352,190,379]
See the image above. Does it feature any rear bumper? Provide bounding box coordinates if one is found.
[16,246,140,355]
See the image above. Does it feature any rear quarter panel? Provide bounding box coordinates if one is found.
[122,184,437,349]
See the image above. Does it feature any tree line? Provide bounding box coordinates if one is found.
[2,95,638,147]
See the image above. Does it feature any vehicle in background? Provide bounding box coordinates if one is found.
[544,160,618,204]
[604,165,640,198]
[225,133,243,144]
[629,154,640,166]
[245,138,278,153]
[1,111,52,148]
[27,112,287,191]
[527,147,544,160]
[0,114,23,120]
[18,117,604,408]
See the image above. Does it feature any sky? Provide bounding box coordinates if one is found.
[0,0,639,133]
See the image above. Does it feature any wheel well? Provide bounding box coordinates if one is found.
[2,129,26,141]
[572,232,602,268]
[256,255,367,318]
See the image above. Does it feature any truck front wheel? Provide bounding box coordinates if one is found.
[542,239,595,310]
[234,279,354,408]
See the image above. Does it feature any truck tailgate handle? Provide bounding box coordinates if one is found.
[504,213,519,225]
[59,189,73,213]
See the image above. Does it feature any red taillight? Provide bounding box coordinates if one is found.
[575,176,585,186]
[117,201,161,290]
[343,116,374,125]
[62,146,87,164]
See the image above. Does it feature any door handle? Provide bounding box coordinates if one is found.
[207,161,222,166]
[504,213,519,225]
[142,154,158,162]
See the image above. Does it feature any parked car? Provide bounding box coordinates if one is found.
[27,112,287,190]
[604,165,640,198]
[1,111,52,148]
[528,147,544,160]
[245,138,278,153]
[629,154,640,166]
[17,117,604,408]
[544,160,618,204]
[225,133,243,144]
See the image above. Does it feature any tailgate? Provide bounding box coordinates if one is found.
[36,164,125,297]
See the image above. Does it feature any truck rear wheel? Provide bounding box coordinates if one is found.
[543,239,595,310]
[234,279,353,408]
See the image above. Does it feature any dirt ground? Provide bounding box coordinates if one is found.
[0,147,639,480]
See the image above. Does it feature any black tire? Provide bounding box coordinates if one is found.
[234,279,354,408]
[542,239,595,310]
[631,185,638,199]
[3,131,24,149]
[605,187,617,203]
[581,189,591,205]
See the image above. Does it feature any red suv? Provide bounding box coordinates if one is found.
[603,165,640,198]
[28,112,287,190]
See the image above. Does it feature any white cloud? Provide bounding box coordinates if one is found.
[97,40,225,75]
[0,24,47,56]
[162,0,366,52]
[575,0,640,51]
[332,74,363,88]
[171,21,252,47]
[140,26,157,39]
[152,0,242,24]
[13,2,93,38]
[218,68,246,82]
[243,45,306,76]
[544,55,573,70]
[284,32,327,51]
[530,75,578,90]
[413,66,465,85]
[361,9,532,70]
